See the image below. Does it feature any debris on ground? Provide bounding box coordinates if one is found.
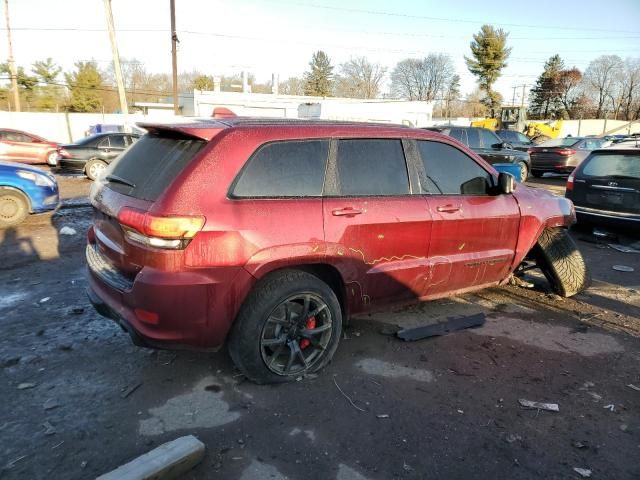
[628,384,640,392]
[612,265,635,272]
[518,399,559,412]
[120,382,143,399]
[376,414,390,419]
[593,228,616,241]
[43,422,56,436]
[333,376,365,412]
[43,398,60,410]
[17,382,36,390]
[69,307,85,315]
[608,243,640,254]
[572,441,588,449]
[505,434,522,443]
[573,467,592,478]
[396,313,486,341]
[39,297,51,304]
[59,226,77,236]
[508,275,535,288]
[603,404,615,412]
[379,325,401,336]
[96,435,205,480]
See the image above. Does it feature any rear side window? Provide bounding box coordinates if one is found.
[232,140,329,198]
[335,139,409,196]
[466,129,481,148]
[449,128,467,145]
[479,129,500,148]
[417,141,491,195]
[109,135,126,148]
[582,153,640,179]
[105,135,206,201]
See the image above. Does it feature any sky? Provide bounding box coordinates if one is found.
[2,0,640,102]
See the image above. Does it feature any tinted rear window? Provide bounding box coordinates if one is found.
[232,140,329,197]
[105,134,205,201]
[582,153,640,179]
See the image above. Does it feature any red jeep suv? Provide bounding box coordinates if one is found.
[87,118,589,383]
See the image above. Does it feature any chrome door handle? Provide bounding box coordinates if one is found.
[332,207,363,217]
[436,204,461,213]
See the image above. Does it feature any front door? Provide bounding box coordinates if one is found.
[323,138,432,312]
[415,140,520,296]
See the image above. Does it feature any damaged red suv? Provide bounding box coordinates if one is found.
[87,118,589,383]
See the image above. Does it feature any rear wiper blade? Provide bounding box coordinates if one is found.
[105,174,136,188]
[607,175,639,180]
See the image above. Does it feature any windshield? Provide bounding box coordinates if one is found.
[582,152,640,179]
[539,138,581,147]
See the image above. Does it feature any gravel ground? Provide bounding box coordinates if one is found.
[0,175,638,480]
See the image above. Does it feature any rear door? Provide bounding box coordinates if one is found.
[478,128,510,164]
[103,134,128,162]
[416,140,520,295]
[322,138,432,310]
[572,151,640,215]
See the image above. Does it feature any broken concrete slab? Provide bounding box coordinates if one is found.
[396,313,486,341]
[97,435,205,480]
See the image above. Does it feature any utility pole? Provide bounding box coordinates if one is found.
[170,0,179,115]
[4,0,20,112]
[511,86,517,107]
[521,84,527,109]
[103,0,129,122]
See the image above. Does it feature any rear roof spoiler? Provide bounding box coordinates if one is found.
[136,121,228,141]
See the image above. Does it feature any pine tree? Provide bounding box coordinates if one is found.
[529,55,565,119]
[464,25,511,117]
[64,61,104,112]
[304,51,333,96]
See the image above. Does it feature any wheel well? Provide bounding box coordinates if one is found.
[275,264,348,320]
[0,186,32,212]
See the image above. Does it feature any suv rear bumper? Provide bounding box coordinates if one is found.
[575,205,640,229]
[86,246,255,350]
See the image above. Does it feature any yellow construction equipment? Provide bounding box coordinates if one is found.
[470,106,564,144]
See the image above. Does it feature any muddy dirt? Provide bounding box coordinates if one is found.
[1,176,639,479]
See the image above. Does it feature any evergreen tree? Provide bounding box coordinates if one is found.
[32,58,63,111]
[304,51,333,96]
[464,25,511,116]
[529,55,564,119]
[64,61,104,112]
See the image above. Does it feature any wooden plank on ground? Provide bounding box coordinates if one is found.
[96,435,205,480]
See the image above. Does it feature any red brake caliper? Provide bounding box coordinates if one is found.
[299,317,316,349]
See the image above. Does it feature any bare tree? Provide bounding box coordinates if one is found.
[334,57,387,99]
[620,58,640,120]
[556,68,583,119]
[583,55,624,118]
[390,54,455,101]
[279,77,305,95]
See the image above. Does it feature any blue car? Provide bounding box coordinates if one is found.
[0,161,60,227]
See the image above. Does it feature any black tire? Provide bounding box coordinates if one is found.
[518,161,529,182]
[534,228,590,297]
[85,159,107,180]
[228,269,342,384]
[531,170,544,178]
[0,189,29,227]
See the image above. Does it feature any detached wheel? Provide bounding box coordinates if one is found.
[534,228,590,297]
[0,189,29,227]
[85,159,107,180]
[228,269,342,384]
[518,161,529,182]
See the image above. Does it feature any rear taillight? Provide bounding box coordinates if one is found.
[57,148,72,158]
[566,172,575,191]
[118,207,205,249]
[557,149,576,156]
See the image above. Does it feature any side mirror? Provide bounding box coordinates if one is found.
[498,172,516,194]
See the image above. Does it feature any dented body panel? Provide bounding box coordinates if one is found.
[87,118,576,351]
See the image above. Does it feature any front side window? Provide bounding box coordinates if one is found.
[232,140,329,198]
[335,139,409,196]
[479,129,501,148]
[417,140,491,195]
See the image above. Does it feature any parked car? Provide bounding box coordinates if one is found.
[425,126,531,182]
[87,118,589,384]
[495,129,535,152]
[0,161,59,227]
[57,133,140,180]
[0,128,59,166]
[565,147,640,230]
[528,137,611,177]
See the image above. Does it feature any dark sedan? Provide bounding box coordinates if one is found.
[57,133,139,180]
[529,137,611,177]
[565,147,640,231]
[425,126,531,182]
